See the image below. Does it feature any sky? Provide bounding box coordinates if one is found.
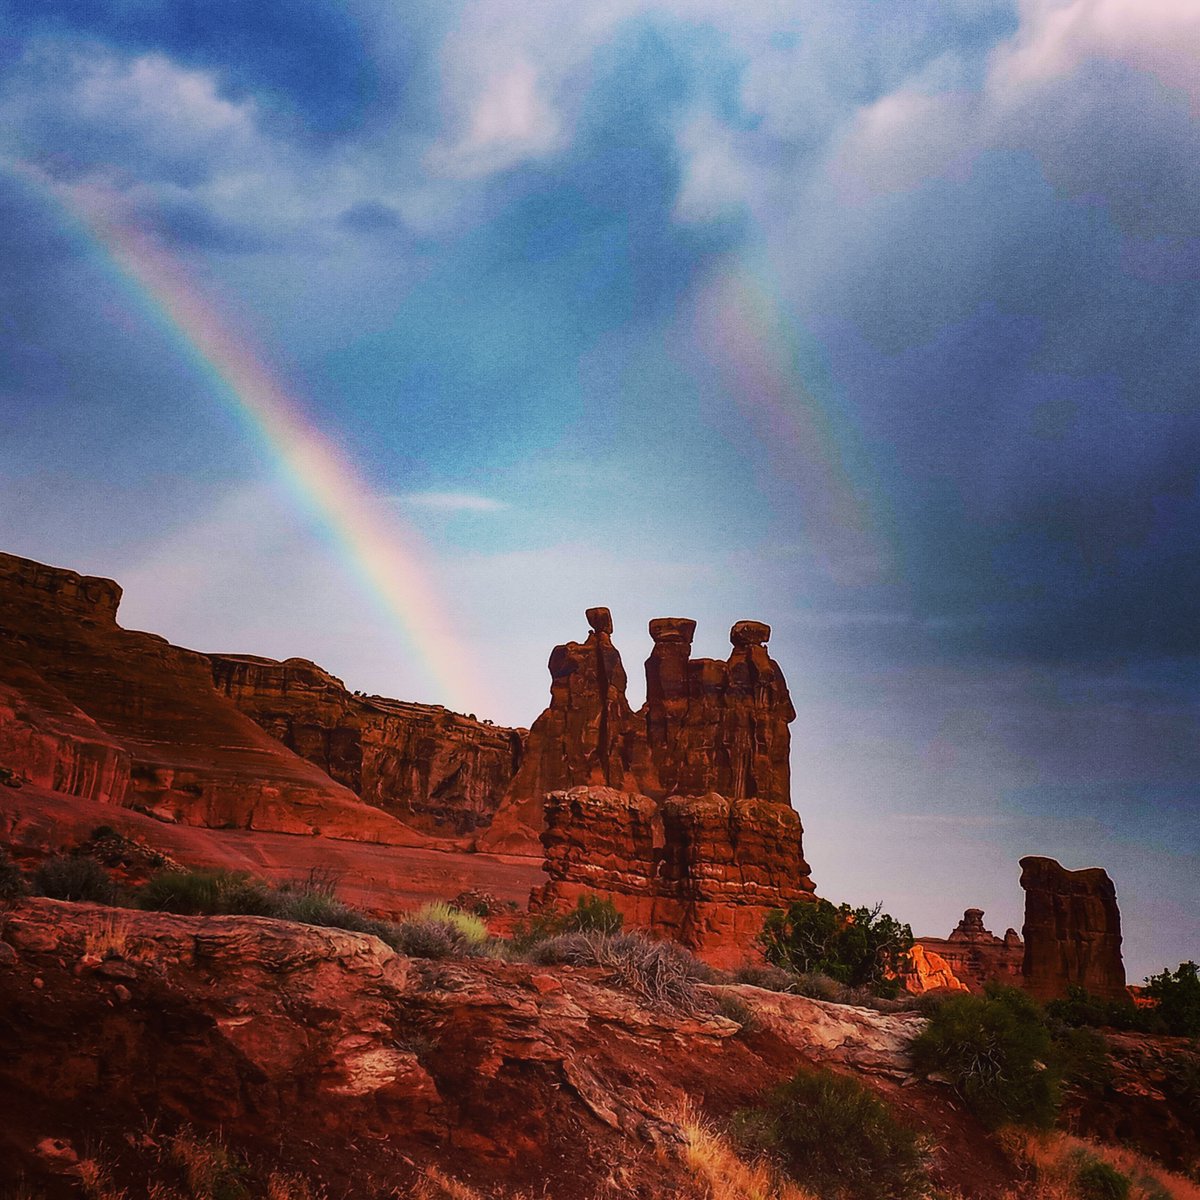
[1,0,1197,979]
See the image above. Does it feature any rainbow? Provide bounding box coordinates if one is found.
[14,165,488,715]
[693,257,888,586]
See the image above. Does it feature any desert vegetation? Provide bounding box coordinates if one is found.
[757,899,915,999]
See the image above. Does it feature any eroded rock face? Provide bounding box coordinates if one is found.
[535,786,815,966]
[0,898,974,1198]
[1020,856,1126,1001]
[209,654,522,837]
[902,944,969,994]
[480,609,638,854]
[917,909,1024,993]
[0,552,424,844]
[480,610,801,855]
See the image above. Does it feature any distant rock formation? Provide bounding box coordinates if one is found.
[917,908,1024,993]
[535,785,814,966]
[1020,855,1126,1001]
[480,609,802,856]
[0,552,426,844]
[902,944,969,994]
[209,654,523,837]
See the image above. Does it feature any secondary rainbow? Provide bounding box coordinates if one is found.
[20,168,487,715]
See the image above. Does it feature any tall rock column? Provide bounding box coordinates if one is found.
[1020,856,1126,1001]
[642,618,697,797]
[478,608,636,854]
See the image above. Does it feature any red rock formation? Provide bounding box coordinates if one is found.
[1020,855,1126,1001]
[481,610,801,855]
[0,552,424,844]
[902,944,968,994]
[535,785,815,966]
[917,908,1024,993]
[480,608,639,853]
[210,654,522,837]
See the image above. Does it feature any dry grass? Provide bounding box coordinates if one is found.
[81,909,133,960]
[675,1105,817,1200]
[1002,1129,1200,1200]
[406,1167,532,1200]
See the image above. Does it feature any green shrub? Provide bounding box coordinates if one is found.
[137,869,275,916]
[529,930,711,1012]
[562,894,623,935]
[34,854,120,905]
[1047,986,1146,1032]
[1055,1026,1112,1095]
[1074,1155,1131,1200]
[414,902,489,945]
[734,1068,929,1200]
[1144,962,1200,1038]
[0,849,27,901]
[758,899,914,998]
[910,985,1061,1129]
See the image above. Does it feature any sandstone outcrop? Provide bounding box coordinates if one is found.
[902,943,969,994]
[210,654,522,837]
[0,552,425,844]
[535,786,814,967]
[1020,855,1126,1001]
[917,908,1024,993]
[480,610,804,856]
[0,898,1012,1198]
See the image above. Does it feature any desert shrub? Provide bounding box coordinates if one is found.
[0,849,27,900]
[1075,1155,1132,1200]
[414,902,489,945]
[712,991,758,1031]
[1163,1052,1200,1121]
[1048,986,1148,1033]
[561,894,623,934]
[34,854,121,904]
[759,899,914,998]
[390,917,470,960]
[1144,962,1200,1039]
[731,963,800,993]
[1055,1026,1113,1095]
[910,984,1061,1129]
[529,930,711,1011]
[138,869,276,916]
[734,1067,929,1200]
[167,1127,251,1200]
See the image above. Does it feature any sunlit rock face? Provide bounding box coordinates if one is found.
[916,908,1025,993]
[1020,855,1126,1002]
[209,653,523,838]
[0,551,422,844]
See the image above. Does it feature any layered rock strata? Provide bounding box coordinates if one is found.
[917,908,1024,993]
[534,785,814,966]
[0,552,424,843]
[1020,855,1126,1001]
[210,654,522,837]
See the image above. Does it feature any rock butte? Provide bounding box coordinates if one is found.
[0,552,1128,993]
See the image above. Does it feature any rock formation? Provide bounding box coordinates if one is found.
[210,654,522,837]
[1,897,982,1197]
[480,610,803,855]
[0,552,425,844]
[902,944,969,994]
[917,908,1024,993]
[534,786,814,965]
[1020,855,1126,1001]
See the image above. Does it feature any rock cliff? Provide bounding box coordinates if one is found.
[534,785,814,965]
[0,552,425,844]
[209,653,522,837]
[1020,855,1126,1001]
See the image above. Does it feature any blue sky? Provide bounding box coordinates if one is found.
[1,0,1197,977]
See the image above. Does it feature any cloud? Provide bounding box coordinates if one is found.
[393,491,511,513]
